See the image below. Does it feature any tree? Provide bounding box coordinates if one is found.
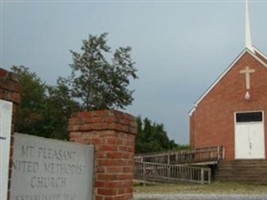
[11,66,80,140]
[11,33,138,139]
[67,33,138,110]
[135,116,180,154]
[44,78,81,139]
[11,66,47,136]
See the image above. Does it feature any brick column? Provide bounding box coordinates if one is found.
[0,68,20,200]
[0,68,20,130]
[68,110,137,200]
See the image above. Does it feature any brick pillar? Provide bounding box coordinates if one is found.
[68,110,137,200]
[0,68,20,129]
[0,68,20,200]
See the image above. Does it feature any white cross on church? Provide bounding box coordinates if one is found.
[240,66,255,90]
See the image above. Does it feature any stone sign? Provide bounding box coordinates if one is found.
[10,133,94,200]
[0,100,13,200]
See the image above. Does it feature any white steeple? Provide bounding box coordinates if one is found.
[245,0,255,53]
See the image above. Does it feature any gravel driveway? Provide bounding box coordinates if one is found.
[134,193,267,200]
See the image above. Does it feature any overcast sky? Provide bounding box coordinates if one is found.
[1,0,267,144]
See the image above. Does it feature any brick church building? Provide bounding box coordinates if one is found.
[189,48,267,160]
[189,1,267,161]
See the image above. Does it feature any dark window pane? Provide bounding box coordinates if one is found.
[236,112,262,123]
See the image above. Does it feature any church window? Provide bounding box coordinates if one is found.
[236,112,263,123]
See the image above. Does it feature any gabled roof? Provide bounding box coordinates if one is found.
[254,48,267,65]
[189,47,267,116]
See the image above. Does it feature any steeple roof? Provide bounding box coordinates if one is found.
[245,0,254,52]
[189,0,267,116]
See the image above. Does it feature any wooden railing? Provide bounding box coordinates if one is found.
[135,161,211,184]
[135,146,224,165]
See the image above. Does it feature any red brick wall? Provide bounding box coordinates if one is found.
[0,68,20,200]
[190,51,267,160]
[68,110,137,200]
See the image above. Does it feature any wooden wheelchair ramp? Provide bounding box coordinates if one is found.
[134,161,211,184]
[134,146,224,184]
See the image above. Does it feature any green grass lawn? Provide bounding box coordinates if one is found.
[133,181,267,194]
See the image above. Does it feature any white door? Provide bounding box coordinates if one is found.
[235,122,265,159]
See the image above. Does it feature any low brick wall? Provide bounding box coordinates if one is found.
[68,110,137,200]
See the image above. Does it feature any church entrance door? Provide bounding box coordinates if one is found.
[235,111,265,159]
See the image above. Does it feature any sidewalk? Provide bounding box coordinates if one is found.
[134,193,267,200]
